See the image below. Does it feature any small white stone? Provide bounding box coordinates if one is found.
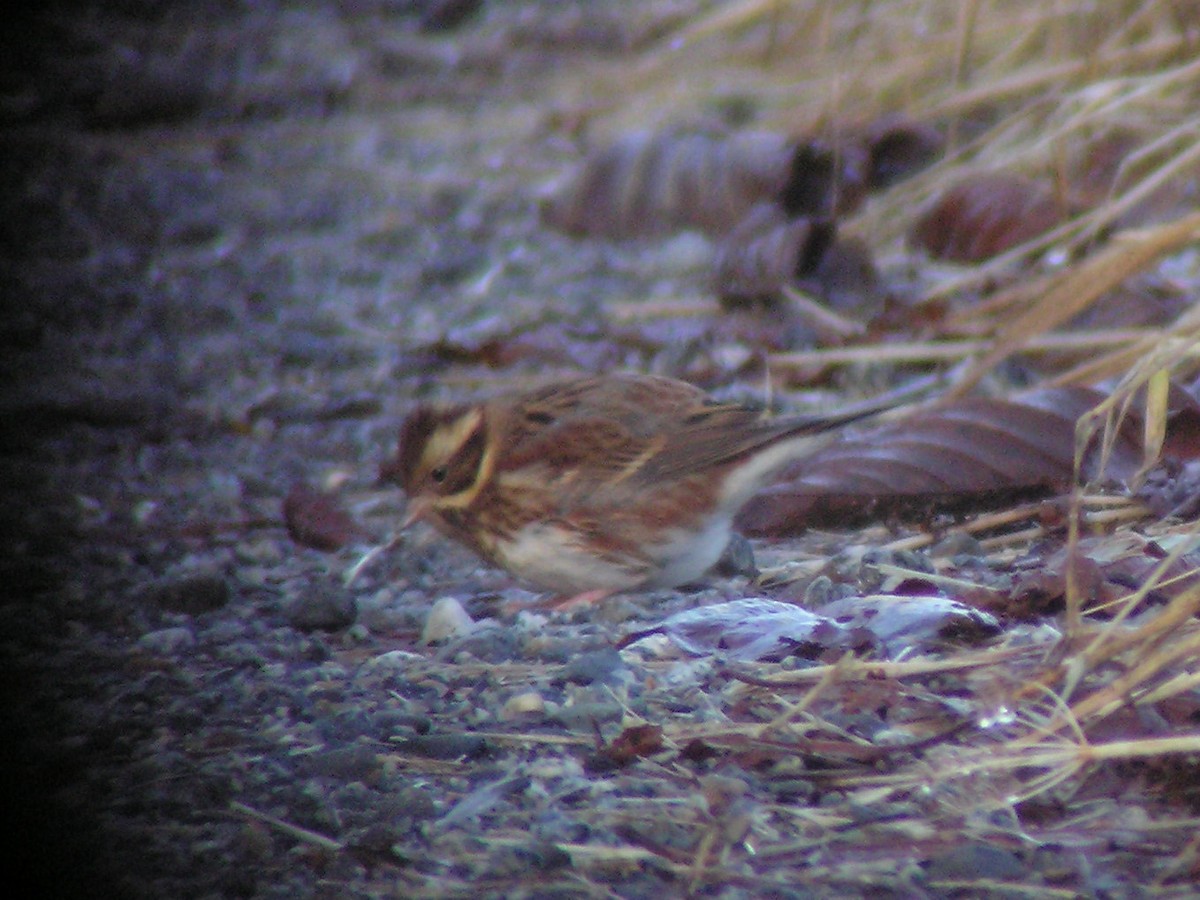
[499,691,545,720]
[421,596,474,644]
[360,649,423,673]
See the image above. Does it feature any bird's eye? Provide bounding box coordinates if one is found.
[430,466,448,484]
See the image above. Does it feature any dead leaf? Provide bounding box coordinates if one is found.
[542,130,867,239]
[778,137,868,219]
[910,172,1068,262]
[818,594,1000,653]
[739,387,1144,536]
[712,204,837,304]
[621,595,996,662]
[862,115,945,189]
[597,724,664,767]
[542,130,795,238]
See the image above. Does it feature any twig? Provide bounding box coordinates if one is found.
[229,800,345,852]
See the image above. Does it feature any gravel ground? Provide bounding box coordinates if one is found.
[1,3,768,896]
[5,3,1198,898]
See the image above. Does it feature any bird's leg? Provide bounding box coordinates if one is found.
[501,588,613,615]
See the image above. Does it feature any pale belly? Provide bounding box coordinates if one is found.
[491,516,734,595]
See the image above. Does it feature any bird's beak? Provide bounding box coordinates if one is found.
[401,496,433,530]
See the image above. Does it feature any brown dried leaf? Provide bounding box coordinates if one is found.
[952,212,1200,396]
[599,724,664,766]
[862,115,945,189]
[1068,127,1200,230]
[1062,276,1193,333]
[283,483,363,551]
[910,172,1068,262]
[542,130,794,238]
[712,204,837,304]
[984,533,1200,619]
[797,234,882,315]
[738,387,1143,536]
[779,138,869,219]
[542,131,867,239]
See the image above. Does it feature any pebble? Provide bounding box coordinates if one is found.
[925,843,1025,881]
[286,581,357,631]
[138,626,196,654]
[360,649,424,674]
[930,530,983,558]
[552,698,624,731]
[713,533,758,578]
[302,744,381,781]
[560,647,625,685]
[499,691,545,721]
[355,587,414,633]
[142,571,231,615]
[421,596,474,644]
[394,732,490,760]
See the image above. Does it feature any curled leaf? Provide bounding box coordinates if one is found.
[739,387,1143,536]
[779,138,868,219]
[817,594,999,653]
[542,131,867,239]
[713,203,837,304]
[862,115,945,189]
[542,130,794,238]
[910,172,1068,262]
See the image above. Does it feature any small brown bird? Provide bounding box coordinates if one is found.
[382,373,875,601]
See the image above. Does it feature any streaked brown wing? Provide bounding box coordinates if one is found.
[497,374,709,480]
[641,406,872,482]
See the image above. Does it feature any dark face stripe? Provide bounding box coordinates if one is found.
[440,424,486,497]
[385,406,438,490]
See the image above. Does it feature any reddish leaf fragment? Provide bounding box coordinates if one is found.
[739,387,1143,536]
[910,172,1068,262]
[1160,387,1200,463]
[1001,551,1110,619]
[601,724,664,766]
[679,738,723,763]
[283,483,363,551]
[981,533,1200,619]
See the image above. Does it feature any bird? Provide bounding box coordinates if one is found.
[381,373,879,603]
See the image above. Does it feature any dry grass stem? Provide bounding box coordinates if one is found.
[951,211,1200,397]
[769,328,1160,370]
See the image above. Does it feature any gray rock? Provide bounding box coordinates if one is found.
[286,581,357,631]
